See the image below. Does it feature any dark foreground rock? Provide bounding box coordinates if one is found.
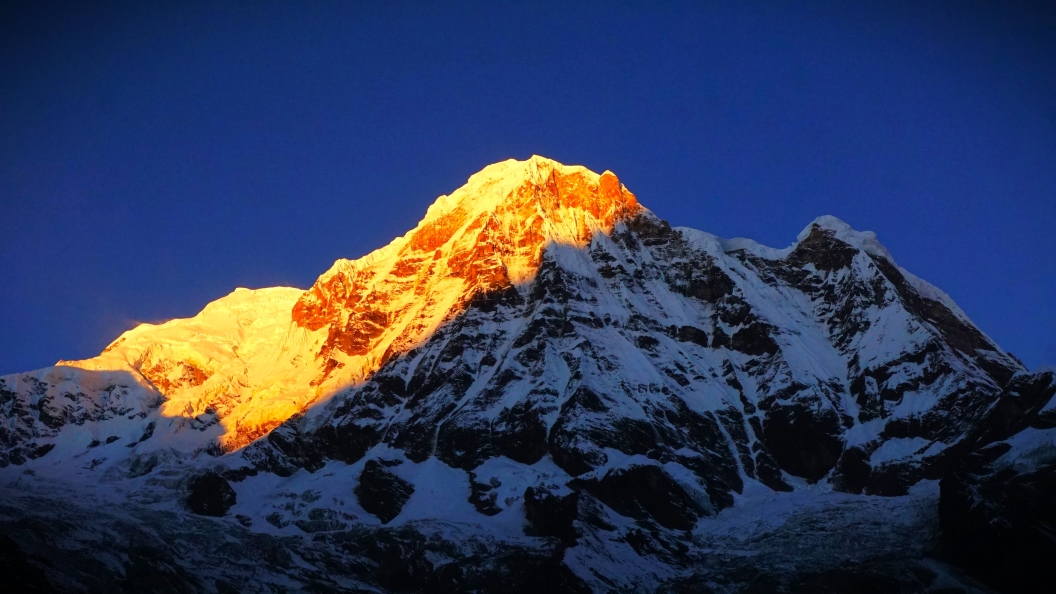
[0,485,991,594]
[940,446,1056,594]
[938,442,1056,591]
[938,370,1056,593]
[0,534,52,593]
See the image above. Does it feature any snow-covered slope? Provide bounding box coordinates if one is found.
[1,156,1046,593]
[0,286,308,468]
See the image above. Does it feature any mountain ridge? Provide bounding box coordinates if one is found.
[1,155,1051,593]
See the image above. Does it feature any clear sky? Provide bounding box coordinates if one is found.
[1,1,1054,375]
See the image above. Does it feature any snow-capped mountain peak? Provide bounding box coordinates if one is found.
[290,156,642,389]
[797,215,895,262]
[2,156,1049,593]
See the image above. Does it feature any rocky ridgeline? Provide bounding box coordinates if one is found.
[1,156,1052,593]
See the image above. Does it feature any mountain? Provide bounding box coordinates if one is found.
[1,156,1051,593]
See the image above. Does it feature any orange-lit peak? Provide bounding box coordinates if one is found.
[431,155,638,223]
[404,155,641,257]
[290,156,645,389]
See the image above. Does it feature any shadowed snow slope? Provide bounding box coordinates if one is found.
[1,156,1047,593]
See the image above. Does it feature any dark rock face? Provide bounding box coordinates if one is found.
[674,325,709,348]
[356,459,415,524]
[938,370,1056,593]
[494,400,550,464]
[754,451,794,492]
[832,447,872,494]
[0,534,52,593]
[187,471,237,517]
[339,525,592,594]
[655,400,743,510]
[940,444,1056,593]
[786,567,904,594]
[970,370,1056,445]
[789,226,859,272]
[572,465,705,530]
[523,486,579,545]
[547,386,619,477]
[762,404,844,482]
[730,323,779,357]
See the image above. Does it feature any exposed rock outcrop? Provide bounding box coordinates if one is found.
[355,459,415,524]
[187,471,237,517]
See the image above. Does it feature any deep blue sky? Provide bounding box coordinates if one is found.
[2,1,1054,375]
